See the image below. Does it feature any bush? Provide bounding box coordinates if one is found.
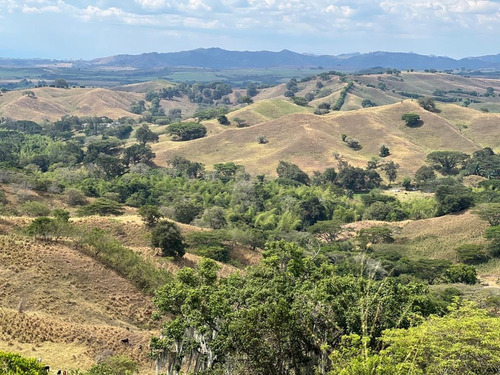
[445,263,477,284]
[401,113,421,127]
[456,244,489,264]
[435,184,474,215]
[0,351,48,374]
[87,355,137,375]
[65,188,88,206]
[138,204,163,228]
[77,198,125,216]
[166,122,207,141]
[343,136,362,150]
[20,201,51,217]
[151,220,186,258]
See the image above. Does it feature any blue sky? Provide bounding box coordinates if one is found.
[0,0,499,59]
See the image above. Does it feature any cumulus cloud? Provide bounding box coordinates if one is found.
[135,0,170,9]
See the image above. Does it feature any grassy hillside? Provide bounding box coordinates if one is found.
[153,100,493,177]
[0,218,156,373]
[0,87,143,122]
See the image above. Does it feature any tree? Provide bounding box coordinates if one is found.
[134,124,159,145]
[307,219,343,242]
[167,156,204,178]
[151,220,186,258]
[418,96,437,112]
[77,198,125,216]
[276,160,310,185]
[291,96,308,106]
[53,78,69,88]
[379,145,390,157]
[26,217,58,240]
[475,203,500,226]
[361,99,376,108]
[139,204,163,228]
[456,244,489,264]
[122,144,155,166]
[130,100,146,114]
[445,263,477,284]
[376,303,500,374]
[401,113,421,127]
[238,95,254,104]
[381,161,399,185]
[233,117,247,128]
[217,114,230,125]
[427,151,469,175]
[434,184,474,215]
[414,165,436,184]
[166,122,207,141]
[246,83,258,97]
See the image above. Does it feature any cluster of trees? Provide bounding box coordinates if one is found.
[150,242,500,375]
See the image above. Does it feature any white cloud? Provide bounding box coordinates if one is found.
[135,0,170,9]
[22,4,62,13]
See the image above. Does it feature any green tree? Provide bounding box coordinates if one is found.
[434,184,474,215]
[380,161,399,185]
[276,160,310,185]
[379,145,390,157]
[377,302,500,374]
[134,124,159,145]
[53,78,69,88]
[138,204,163,228]
[151,220,186,258]
[401,113,421,127]
[414,165,436,184]
[122,144,155,166]
[77,198,125,216]
[417,96,437,112]
[427,151,469,175]
[26,217,58,240]
[455,244,489,264]
[475,203,500,226]
[166,122,207,141]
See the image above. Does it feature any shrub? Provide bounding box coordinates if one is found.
[435,184,474,215]
[77,198,125,216]
[151,220,186,258]
[379,145,390,157]
[26,216,70,240]
[361,99,376,108]
[65,188,88,206]
[445,263,477,284]
[344,136,362,150]
[87,355,137,375]
[401,113,421,127]
[0,351,48,374]
[20,201,51,217]
[138,204,163,228]
[166,122,207,141]
[456,244,489,264]
[217,114,230,125]
[257,135,268,144]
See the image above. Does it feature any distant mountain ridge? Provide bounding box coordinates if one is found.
[1,48,500,71]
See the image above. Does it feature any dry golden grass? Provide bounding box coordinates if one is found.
[153,99,490,178]
[0,221,159,373]
[0,87,143,122]
[394,210,489,262]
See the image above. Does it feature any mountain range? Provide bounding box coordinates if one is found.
[1,48,500,71]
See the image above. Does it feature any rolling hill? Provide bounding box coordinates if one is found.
[153,99,496,177]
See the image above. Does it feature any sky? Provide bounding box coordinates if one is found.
[0,0,499,60]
